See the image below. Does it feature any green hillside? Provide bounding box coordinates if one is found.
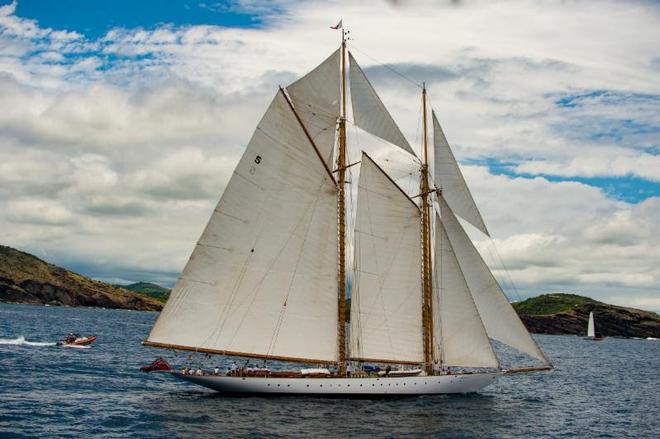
[0,245,162,311]
[513,293,598,315]
[114,282,171,302]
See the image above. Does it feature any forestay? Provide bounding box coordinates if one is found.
[433,111,489,236]
[287,49,341,168]
[438,196,549,365]
[350,153,423,364]
[433,214,499,368]
[146,90,339,363]
[349,53,416,157]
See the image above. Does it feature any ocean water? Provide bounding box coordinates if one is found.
[0,303,658,438]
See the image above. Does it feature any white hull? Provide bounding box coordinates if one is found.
[172,372,502,396]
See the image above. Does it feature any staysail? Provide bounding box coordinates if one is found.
[349,53,416,157]
[433,213,498,368]
[438,196,549,364]
[433,112,489,236]
[146,88,339,363]
[350,152,423,364]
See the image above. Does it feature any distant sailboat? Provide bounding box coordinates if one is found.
[142,30,553,395]
[585,311,603,340]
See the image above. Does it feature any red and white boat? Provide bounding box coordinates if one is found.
[57,333,97,347]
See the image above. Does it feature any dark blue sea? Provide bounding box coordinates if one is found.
[0,303,658,438]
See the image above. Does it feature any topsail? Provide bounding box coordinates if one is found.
[349,53,416,157]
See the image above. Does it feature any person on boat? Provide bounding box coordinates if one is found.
[64,333,78,344]
[195,368,203,376]
[182,367,189,375]
[213,366,220,375]
[229,361,238,376]
[346,363,352,377]
[385,365,391,377]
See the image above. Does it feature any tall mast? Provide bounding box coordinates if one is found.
[420,84,434,374]
[337,30,348,376]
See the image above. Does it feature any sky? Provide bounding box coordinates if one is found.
[0,0,659,311]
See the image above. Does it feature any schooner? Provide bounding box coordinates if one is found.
[143,33,552,395]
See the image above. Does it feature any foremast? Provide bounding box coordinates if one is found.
[336,31,348,376]
[420,84,434,374]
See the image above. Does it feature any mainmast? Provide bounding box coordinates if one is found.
[337,30,348,376]
[420,84,434,374]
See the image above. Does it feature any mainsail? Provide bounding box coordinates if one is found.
[433,111,489,236]
[433,213,499,368]
[350,152,423,364]
[587,311,595,337]
[349,53,416,157]
[438,196,549,364]
[146,87,339,363]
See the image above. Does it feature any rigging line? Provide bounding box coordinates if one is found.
[485,238,524,304]
[350,44,423,89]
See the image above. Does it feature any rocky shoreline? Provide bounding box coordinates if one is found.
[0,245,162,311]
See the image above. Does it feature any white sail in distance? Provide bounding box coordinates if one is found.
[433,213,499,368]
[146,83,339,362]
[433,111,489,236]
[349,53,416,157]
[438,196,549,365]
[350,152,423,364]
[587,311,595,337]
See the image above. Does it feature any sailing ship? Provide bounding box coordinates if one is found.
[143,32,553,395]
[584,311,603,340]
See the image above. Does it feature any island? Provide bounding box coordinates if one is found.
[0,245,162,311]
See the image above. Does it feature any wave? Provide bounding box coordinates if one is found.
[0,336,56,347]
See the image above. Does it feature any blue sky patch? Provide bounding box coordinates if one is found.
[5,0,271,39]
[469,158,660,204]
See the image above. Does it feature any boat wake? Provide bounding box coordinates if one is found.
[0,336,57,347]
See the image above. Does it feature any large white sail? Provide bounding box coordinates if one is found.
[433,214,499,368]
[349,53,416,157]
[433,112,489,236]
[146,89,339,363]
[287,49,341,168]
[438,196,548,364]
[350,153,423,364]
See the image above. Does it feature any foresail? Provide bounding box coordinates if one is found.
[349,53,416,157]
[438,196,549,365]
[433,214,498,368]
[433,111,489,236]
[287,49,341,168]
[147,91,339,363]
[350,152,423,364]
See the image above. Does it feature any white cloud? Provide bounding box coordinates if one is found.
[0,0,659,311]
